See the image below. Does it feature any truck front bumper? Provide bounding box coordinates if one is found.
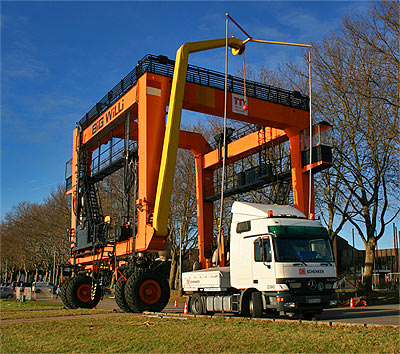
[265,291,337,313]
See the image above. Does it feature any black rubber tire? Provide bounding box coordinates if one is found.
[66,275,102,309]
[124,271,170,313]
[250,292,263,318]
[35,289,41,293]
[114,270,133,313]
[190,293,204,315]
[240,291,251,316]
[7,294,13,299]
[60,280,76,309]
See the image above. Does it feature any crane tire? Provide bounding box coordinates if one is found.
[60,280,76,309]
[124,270,170,313]
[114,270,133,313]
[67,275,102,309]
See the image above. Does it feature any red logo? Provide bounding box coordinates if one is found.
[299,268,306,275]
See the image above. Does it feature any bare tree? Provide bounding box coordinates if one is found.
[0,185,70,284]
[168,148,198,289]
[309,1,400,289]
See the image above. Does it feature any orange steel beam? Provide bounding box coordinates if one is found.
[203,127,287,170]
[286,128,312,216]
[182,81,309,129]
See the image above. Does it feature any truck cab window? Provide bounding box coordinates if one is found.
[254,238,272,262]
[274,237,334,262]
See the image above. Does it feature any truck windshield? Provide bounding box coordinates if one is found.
[273,237,334,262]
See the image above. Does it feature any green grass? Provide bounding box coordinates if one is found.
[0,300,112,320]
[1,314,399,353]
[0,299,63,312]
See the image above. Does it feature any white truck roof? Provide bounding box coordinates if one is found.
[232,201,306,218]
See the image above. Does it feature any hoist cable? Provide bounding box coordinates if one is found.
[308,49,313,218]
[217,17,229,265]
[243,53,247,105]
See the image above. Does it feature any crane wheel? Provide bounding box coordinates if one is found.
[114,270,133,313]
[60,280,76,309]
[124,271,170,313]
[66,275,102,309]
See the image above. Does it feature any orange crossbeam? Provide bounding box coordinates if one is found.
[203,127,287,170]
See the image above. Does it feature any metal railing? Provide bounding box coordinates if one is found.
[78,54,309,129]
[90,136,138,180]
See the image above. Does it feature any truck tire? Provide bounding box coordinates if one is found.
[114,270,133,313]
[190,293,204,315]
[60,280,76,309]
[67,275,102,309]
[124,271,170,313]
[250,292,263,318]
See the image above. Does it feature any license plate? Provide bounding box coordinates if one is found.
[306,297,321,304]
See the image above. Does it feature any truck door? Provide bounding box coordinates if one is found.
[251,236,276,291]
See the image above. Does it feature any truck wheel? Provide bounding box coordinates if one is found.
[124,271,170,313]
[249,292,263,318]
[67,275,102,309]
[60,280,76,309]
[190,293,204,315]
[114,270,133,313]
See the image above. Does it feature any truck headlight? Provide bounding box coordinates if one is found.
[329,300,337,306]
[284,302,296,308]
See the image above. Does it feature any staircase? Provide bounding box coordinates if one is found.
[80,164,104,243]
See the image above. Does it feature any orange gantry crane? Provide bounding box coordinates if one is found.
[61,38,332,312]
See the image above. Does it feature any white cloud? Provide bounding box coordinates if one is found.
[4,56,49,79]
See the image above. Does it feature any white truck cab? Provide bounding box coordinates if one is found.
[183,202,337,318]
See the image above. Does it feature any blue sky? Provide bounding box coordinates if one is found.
[4,0,397,250]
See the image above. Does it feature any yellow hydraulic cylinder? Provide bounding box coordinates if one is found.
[153,37,245,237]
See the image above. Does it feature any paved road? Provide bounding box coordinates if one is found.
[319,304,399,326]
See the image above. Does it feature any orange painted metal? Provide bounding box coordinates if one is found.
[285,128,313,216]
[203,127,287,170]
[218,231,226,267]
[182,82,309,129]
[68,64,326,269]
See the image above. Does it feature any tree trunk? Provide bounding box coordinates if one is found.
[175,262,181,290]
[23,262,28,282]
[169,259,177,290]
[363,238,376,291]
[55,267,60,286]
